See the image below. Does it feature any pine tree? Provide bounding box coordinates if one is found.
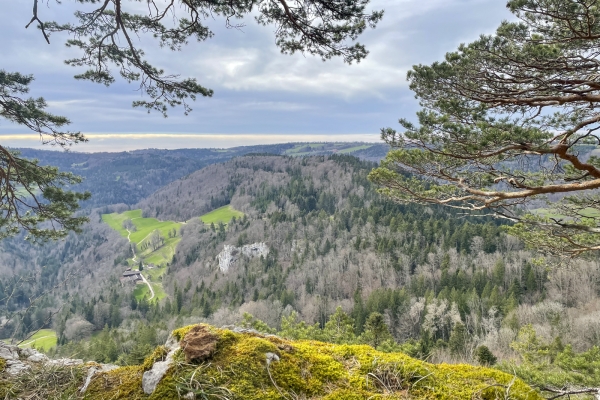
[370,0,600,257]
[323,307,356,344]
[475,345,497,366]
[361,312,393,348]
[448,323,469,358]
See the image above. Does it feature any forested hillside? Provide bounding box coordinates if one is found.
[2,154,600,396]
[15,143,388,209]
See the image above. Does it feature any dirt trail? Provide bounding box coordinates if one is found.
[126,228,155,300]
[19,335,52,347]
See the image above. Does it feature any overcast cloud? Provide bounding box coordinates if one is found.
[0,0,513,151]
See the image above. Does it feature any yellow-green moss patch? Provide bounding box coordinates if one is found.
[142,345,168,371]
[163,325,543,400]
[83,366,146,400]
[0,324,544,399]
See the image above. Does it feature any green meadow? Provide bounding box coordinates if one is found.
[533,207,600,220]
[338,144,372,153]
[104,206,243,301]
[133,284,150,301]
[18,329,57,352]
[200,205,244,225]
[102,209,181,302]
[101,209,181,245]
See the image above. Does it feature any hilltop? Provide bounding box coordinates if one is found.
[0,323,541,400]
[15,143,388,209]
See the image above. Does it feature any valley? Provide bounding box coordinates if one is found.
[1,149,600,397]
[101,204,246,302]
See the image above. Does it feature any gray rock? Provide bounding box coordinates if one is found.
[0,344,19,360]
[142,334,180,394]
[47,358,84,367]
[27,352,49,363]
[6,360,30,375]
[142,360,172,394]
[80,364,119,393]
[20,348,37,357]
[266,352,280,366]
[217,242,269,273]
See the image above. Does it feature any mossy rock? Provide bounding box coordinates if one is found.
[142,345,168,371]
[84,324,542,400]
[83,366,146,400]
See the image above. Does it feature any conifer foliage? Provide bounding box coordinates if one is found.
[370,0,600,257]
[0,71,90,240]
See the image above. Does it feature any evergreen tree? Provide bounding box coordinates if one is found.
[370,0,600,257]
[360,312,393,348]
[475,345,497,366]
[448,323,469,358]
[323,307,356,344]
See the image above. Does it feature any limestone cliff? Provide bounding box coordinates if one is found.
[0,324,542,399]
[217,242,269,273]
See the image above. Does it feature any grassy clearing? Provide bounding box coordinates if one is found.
[102,209,181,252]
[127,218,180,245]
[19,329,57,352]
[102,210,143,238]
[200,205,244,225]
[142,267,168,300]
[150,283,166,300]
[103,209,182,302]
[533,207,600,219]
[140,236,179,265]
[283,143,327,154]
[133,284,150,301]
[338,144,372,153]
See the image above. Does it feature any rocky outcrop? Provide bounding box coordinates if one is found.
[216,242,269,272]
[80,364,119,393]
[0,342,83,376]
[141,333,180,394]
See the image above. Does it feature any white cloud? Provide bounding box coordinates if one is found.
[0,0,513,139]
[0,133,381,152]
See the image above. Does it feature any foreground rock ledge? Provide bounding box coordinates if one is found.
[1,324,542,399]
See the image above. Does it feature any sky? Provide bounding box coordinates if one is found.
[0,0,513,152]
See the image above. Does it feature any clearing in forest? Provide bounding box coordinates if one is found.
[533,207,600,220]
[102,209,181,301]
[200,205,244,225]
[1,329,58,352]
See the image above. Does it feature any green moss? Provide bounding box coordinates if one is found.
[142,346,167,371]
[0,379,12,399]
[169,326,542,400]
[148,367,180,400]
[5,324,541,400]
[83,366,146,400]
[0,357,6,372]
[171,324,201,341]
